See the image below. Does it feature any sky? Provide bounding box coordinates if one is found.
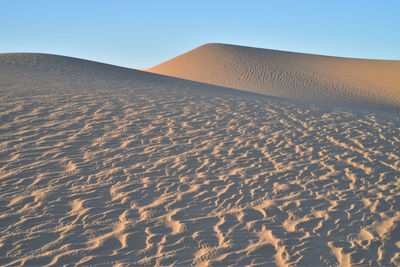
[2,0,399,69]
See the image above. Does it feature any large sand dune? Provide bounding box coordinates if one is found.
[1,53,400,266]
[147,43,400,110]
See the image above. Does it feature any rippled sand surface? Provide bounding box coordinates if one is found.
[148,43,400,110]
[1,54,400,266]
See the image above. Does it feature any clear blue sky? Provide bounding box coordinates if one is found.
[2,0,399,69]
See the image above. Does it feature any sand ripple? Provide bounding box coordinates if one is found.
[1,58,400,265]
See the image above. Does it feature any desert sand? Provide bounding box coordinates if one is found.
[147,43,400,111]
[0,50,400,266]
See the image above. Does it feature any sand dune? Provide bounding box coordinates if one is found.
[0,53,177,87]
[1,53,400,266]
[147,43,400,110]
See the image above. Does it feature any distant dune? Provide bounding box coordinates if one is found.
[147,43,400,110]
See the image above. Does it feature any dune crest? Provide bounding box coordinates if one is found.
[147,43,400,110]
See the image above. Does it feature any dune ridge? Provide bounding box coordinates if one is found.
[1,53,400,266]
[147,43,400,110]
[0,53,172,86]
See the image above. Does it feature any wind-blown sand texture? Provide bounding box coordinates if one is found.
[1,53,400,266]
[147,43,400,110]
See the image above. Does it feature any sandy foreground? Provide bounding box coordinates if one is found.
[1,52,400,266]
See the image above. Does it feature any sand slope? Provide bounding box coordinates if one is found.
[1,53,400,266]
[147,43,400,110]
[0,53,176,88]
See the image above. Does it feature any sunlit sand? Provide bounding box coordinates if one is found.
[148,43,400,111]
[1,48,399,266]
